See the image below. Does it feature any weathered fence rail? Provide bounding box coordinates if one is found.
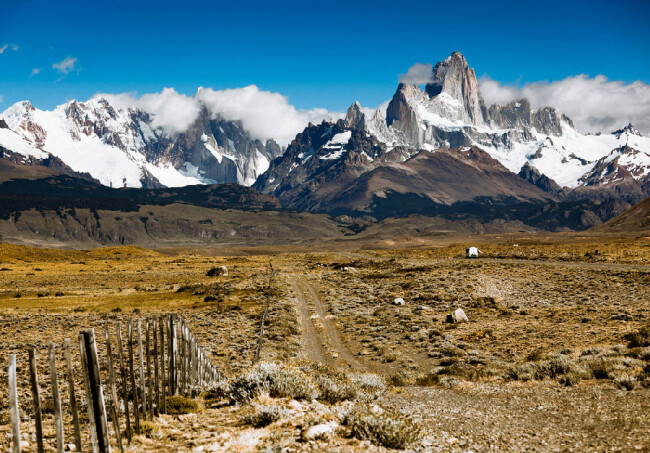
[4,314,220,452]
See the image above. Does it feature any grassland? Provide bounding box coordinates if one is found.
[0,234,648,452]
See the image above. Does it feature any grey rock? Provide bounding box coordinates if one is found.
[425,51,488,126]
[452,308,469,323]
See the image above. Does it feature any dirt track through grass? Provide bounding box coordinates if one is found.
[288,275,363,370]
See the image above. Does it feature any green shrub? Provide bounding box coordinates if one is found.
[344,404,421,449]
[165,395,199,414]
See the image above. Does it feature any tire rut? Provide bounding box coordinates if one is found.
[287,275,364,370]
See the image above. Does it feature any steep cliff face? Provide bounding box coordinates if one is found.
[0,98,283,188]
[359,51,650,196]
[424,51,488,126]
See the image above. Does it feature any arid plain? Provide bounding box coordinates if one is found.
[0,233,648,452]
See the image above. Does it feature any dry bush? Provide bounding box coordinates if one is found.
[241,405,288,428]
[344,404,421,449]
[133,421,161,438]
[311,370,357,404]
[415,372,440,386]
[506,356,585,385]
[299,363,386,404]
[615,374,637,391]
[165,395,199,414]
[227,362,318,403]
[350,373,386,402]
[624,325,650,348]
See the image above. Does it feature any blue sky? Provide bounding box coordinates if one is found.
[1,0,649,113]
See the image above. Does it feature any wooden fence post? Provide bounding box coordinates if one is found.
[153,317,159,416]
[115,323,132,443]
[168,315,175,396]
[137,319,147,420]
[28,349,44,453]
[8,354,21,453]
[81,330,111,453]
[64,339,82,453]
[48,343,64,453]
[127,320,139,434]
[80,333,98,452]
[253,262,275,364]
[146,319,153,420]
[159,316,166,414]
[103,325,123,452]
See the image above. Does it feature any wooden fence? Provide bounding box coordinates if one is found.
[5,314,220,452]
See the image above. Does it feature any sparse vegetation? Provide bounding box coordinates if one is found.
[344,404,421,449]
[241,405,288,427]
[165,395,199,414]
[225,362,318,403]
[0,239,648,452]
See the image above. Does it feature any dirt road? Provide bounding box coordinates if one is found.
[287,275,364,370]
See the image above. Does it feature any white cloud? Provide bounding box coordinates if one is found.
[196,85,342,145]
[399,63,433,85]
[479,75,650,135]
[97,88,200,134]
[31,68,40,76]
[52,56,77,74]
[94,85,343,144]
[11,44,18,51]
[0,44,8,54]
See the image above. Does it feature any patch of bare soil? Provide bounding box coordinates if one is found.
[381,383,650,452]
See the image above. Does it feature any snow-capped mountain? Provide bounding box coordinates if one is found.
[1,51,648,206]
[254,51,649,218]
[361,52,650,191]
[0,97,282,188]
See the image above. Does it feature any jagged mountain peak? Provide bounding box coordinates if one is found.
[0,97,282,188]
[424,51,487,126]
[345,101,366,130]
[612,123,641,138]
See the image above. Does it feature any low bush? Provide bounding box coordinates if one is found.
[415,372,440,386]
[344,404,421,449]
[615,374,636,391]
[165,395,199,414]
[228,362,318,403]
[624,325,650,348]
[241,405,288,428]
[313,372,357,404]
[350,373,386,402]
[133,421,160,438]
[588,358,614,380]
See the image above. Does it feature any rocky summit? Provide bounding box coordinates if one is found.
[1,51,649,221]
[0,98,282,188]
[256,51,650,217]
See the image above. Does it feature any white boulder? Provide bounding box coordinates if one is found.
[302,423,332,441]
[452,308,469,323]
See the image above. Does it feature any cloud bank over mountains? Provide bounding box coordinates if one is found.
[95,86,343,145]
[479,75,650,135]
[397,61,650,135]
[87,70,650,146]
